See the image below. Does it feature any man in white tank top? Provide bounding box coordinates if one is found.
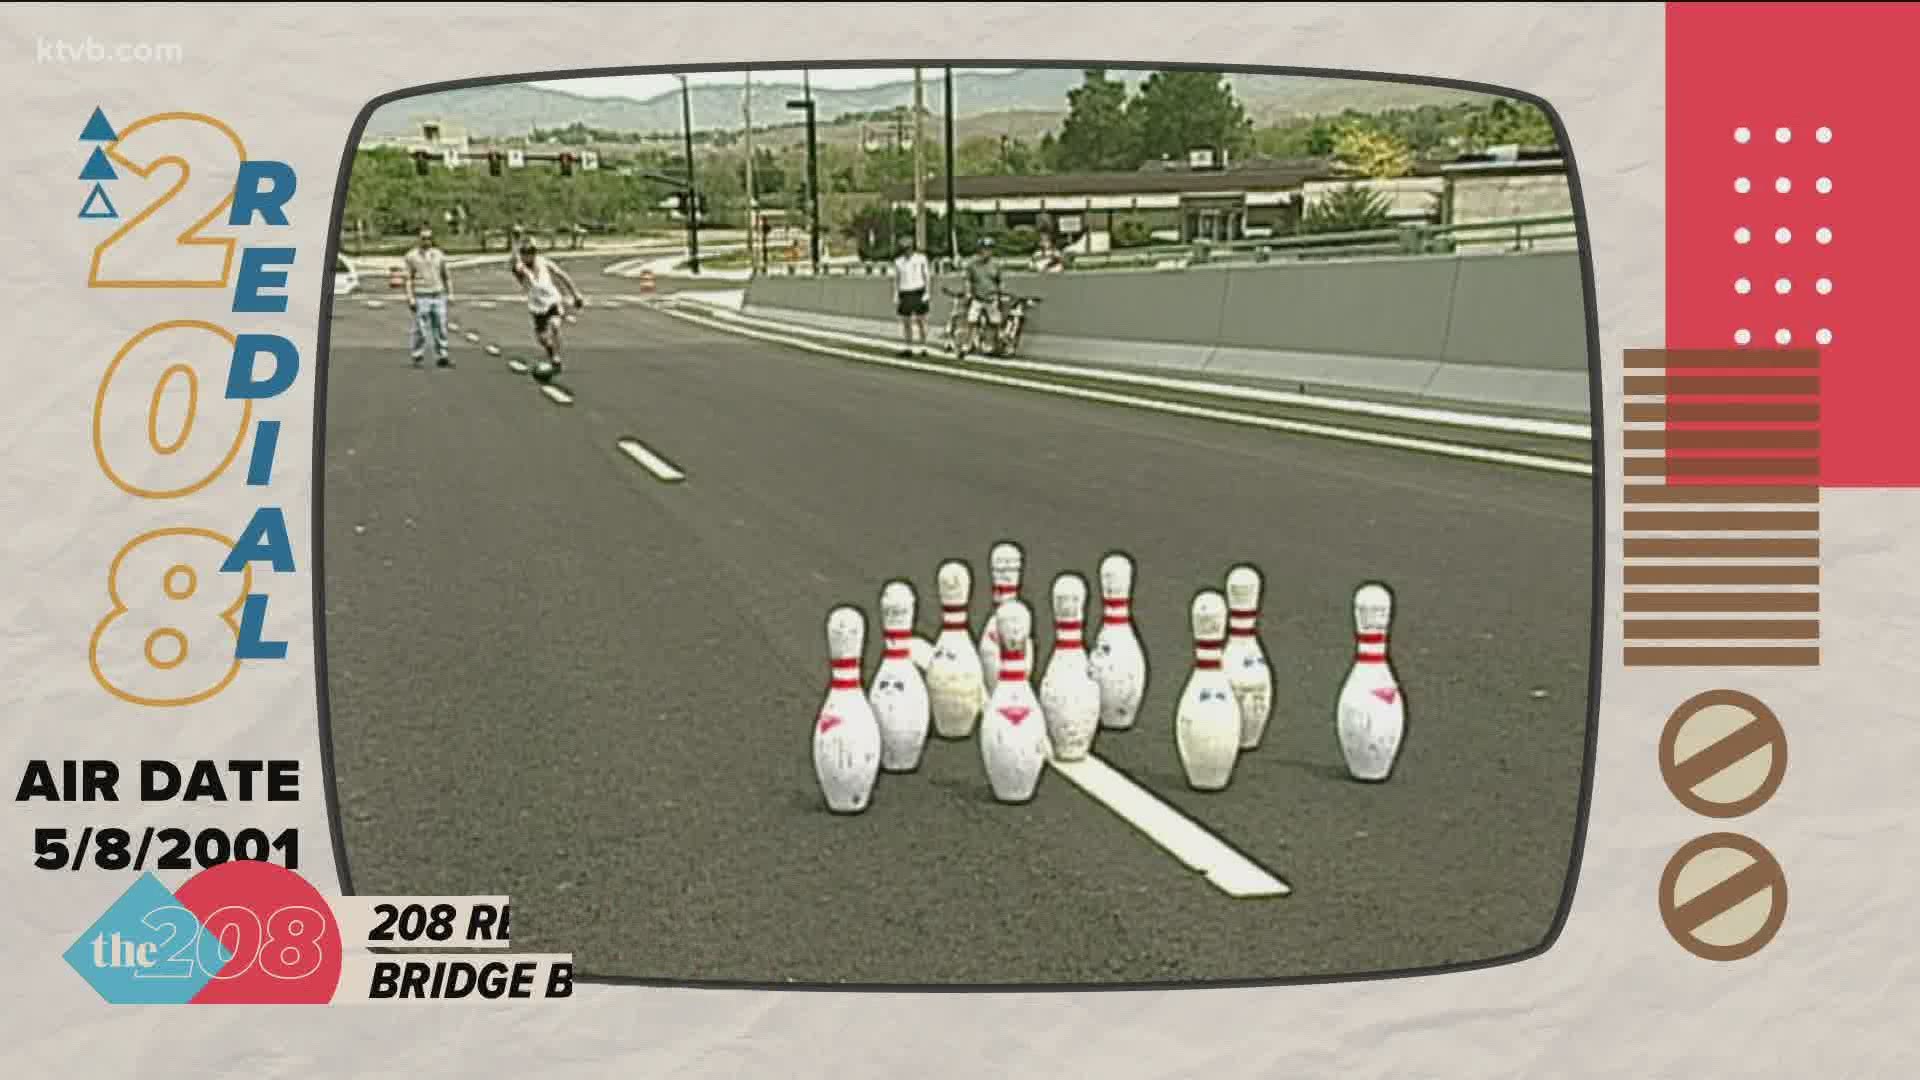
[512,240,585,374]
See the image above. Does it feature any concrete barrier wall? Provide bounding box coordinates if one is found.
[741,250,1590,418]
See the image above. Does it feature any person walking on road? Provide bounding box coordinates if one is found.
[404,225,454,368]
[891,238,932,358]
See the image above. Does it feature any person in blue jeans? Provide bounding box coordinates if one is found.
[403,226,454,368]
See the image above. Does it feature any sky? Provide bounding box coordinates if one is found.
[531,68,1010,101]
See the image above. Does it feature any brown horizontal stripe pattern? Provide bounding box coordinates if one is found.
[1624,375,1819,396]
[1624,429,1819,450]
[1623,511,1818,531]
[1623,619,1818,641]
[1625,565,1818,585]
[1623,646,1820,667]
[1623,348,1819,370]
[1625,456,1818,477]
[1620,348,1821,668]
[1622,538,1819,558]
[1623,592,1818,613]
[1622,484,1818,504]
[1625,402,1821,422]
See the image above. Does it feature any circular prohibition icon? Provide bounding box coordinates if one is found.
[1658,832,1789,962]
[1658,689,1788,819]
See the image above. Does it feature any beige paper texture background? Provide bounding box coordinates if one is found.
[2,2,1911,1075]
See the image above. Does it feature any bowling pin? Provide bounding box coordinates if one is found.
[926,560,986,739]
[871,581,932,773]
[814,606,882,813]
[980,600,1049,803]
[1337,582,1405,783]
[1089,552,1147,730]
[1039,573,1101,762]
[1223,565,1275,751]
[977,541,1024,689]
[1175,591,1241,791]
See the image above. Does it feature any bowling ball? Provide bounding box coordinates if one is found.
[531,360,556,383]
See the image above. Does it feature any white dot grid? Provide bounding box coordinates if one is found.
[1728,129,1837,351]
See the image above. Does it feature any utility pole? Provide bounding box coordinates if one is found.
[743,70,756,272]
[678,75,700,274]
[913,67,927,252]
[943,67,957,261]
[788,86,821,273]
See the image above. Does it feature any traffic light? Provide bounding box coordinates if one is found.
[488,152,503,177]
[413,151,430,177]
[559,152,575,177]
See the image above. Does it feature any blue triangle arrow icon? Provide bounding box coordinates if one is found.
[80,107,117,142]
[79,147,118,182]
[79,183,118,220]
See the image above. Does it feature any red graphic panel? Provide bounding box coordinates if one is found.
[1666,2,1919,486]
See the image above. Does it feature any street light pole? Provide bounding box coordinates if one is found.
[678,75,701,274]
[913,67,926,252]
[787,94,821,273]
[943,67,957,262]
[743,70,756,272]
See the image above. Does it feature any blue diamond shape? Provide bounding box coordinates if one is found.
[63,872,230,1005]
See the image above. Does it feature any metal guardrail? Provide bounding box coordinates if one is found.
[773,214,1579,277]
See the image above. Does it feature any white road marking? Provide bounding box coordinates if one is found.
[696,303,1589,442]
[507,359,529,373]
[615,437,685,482]
[363,300,385,309]
[658,304,1593,477]
[464,332,480,343]
[477,301,498,310]
[448,321,462,331]
[1049,755,1290,899]
[539,385,573,406]
[485,345,502,357]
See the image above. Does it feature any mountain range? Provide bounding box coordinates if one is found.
[361,68,1501,140]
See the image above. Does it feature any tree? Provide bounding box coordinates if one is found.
[1128,71,1253,164]
[1464,98,1558,151]
[1299,184,1392,235]
[1332,124,1414,179]
[1052,69,1136,171]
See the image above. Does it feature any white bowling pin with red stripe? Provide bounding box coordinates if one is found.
[1337,582,1405,783]
[976,541,1024,689]
[871,581,932,772]
[926,560,986,739]
[1175,591,1241,791]
[1223,565,1274,751]
[1090,552,1147,731]
[813,606,882,813]
[980,600,1049,803]
[1039,573,1101,762]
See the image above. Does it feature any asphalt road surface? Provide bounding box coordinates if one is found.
[320,269,1593,986]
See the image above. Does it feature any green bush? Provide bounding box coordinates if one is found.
[1111,215,1157,249]
[1299,183,1393,235]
